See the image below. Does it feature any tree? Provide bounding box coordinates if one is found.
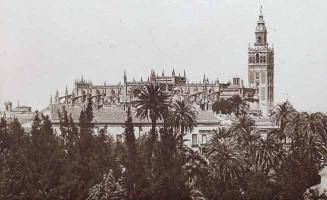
[150,128,191,200]
[87,170,126,200]
[229,95,245,116]
[255,132,283,174]
[0,117,30,199]
[123,106,148,199]
[231,113,255,135]
[212,95,248,116]
[168,100,198,136]
[206,128,244,188]
[183,149,208,190]
[212,98,233,115]
[135,83,170,135]
[25,113,66,199]
[272,110,327,199]
[134,83,170,166]
[271,100,296,134]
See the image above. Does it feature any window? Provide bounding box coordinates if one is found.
[192,134,198,146]
[202,134,207,144]
[256,72,260,79]
[256,53,259,63]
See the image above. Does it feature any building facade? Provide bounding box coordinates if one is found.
[53,70,259,114]
[0,101,35,129]
[248,7,274,115]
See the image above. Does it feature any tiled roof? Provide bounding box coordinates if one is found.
[49,104,219,125]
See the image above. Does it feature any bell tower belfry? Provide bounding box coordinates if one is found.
[248,6,274,115]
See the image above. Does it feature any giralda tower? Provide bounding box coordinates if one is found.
[248,6,274,115]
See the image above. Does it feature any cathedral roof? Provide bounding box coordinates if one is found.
[49,104,219,125]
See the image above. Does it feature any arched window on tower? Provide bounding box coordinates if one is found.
[256,53,259,63]
[257,36,262,43]
[263,56,266,63]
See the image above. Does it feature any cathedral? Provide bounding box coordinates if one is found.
[45,8,275,149]
[50,7,274,117]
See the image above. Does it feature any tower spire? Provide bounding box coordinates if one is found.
[123,71,127,83]
[255,5,267,46]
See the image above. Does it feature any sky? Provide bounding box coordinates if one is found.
[0,0,326,112]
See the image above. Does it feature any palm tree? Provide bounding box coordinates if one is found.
[210,127,233,139]
[135,83,170,138]
[134,84,170,168]
[255,132,283,174]
[206,128,244,186]
[184,148,208,188]
[287,112,327,164]
[231,114,255,135]
[167,100,198,135]
[271,100,296,132]
[303,112,327,144]
[231,115,260,170]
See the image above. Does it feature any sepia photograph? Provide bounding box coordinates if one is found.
[0,0,327,199]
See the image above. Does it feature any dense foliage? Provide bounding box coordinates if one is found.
[212,95,248,116]
[1,91,327,200]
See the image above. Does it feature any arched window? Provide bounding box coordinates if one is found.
[257,36,262,43]
[256,53,259,63]
[263,56,266,63]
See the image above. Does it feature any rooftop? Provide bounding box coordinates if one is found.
[49,104,220,125]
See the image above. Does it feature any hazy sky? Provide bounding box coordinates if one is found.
[0,0,327,112]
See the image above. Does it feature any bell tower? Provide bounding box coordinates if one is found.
[248,6,274,115]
